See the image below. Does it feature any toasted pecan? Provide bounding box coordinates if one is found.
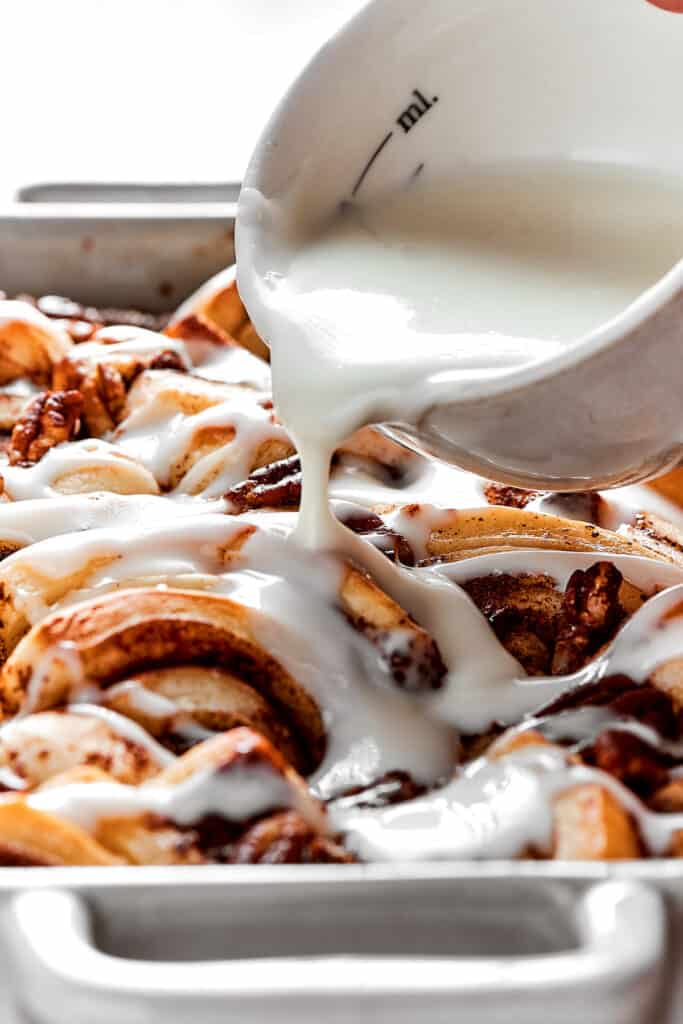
[54,344,186,438]
[551,562,625,675]
[226,455,302,512]
[8,389,83,466]
[464,562,632,677]
[53,358,127,435]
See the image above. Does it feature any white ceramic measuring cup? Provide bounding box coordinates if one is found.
[236,0,683,491]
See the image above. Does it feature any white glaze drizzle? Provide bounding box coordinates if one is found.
[25,764,312,832]
[72,329,191,369]
[114,388,289,498]
[102,681,214,747]
[0,439,160,500]
[0,514,455,796]
[66,704,177,766]
[0,492,220,549]
[330,744,683,862]
[490,706,683,760]
[0,300,72,352]
[0,379,39,399]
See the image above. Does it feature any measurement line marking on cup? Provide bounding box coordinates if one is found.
[351,131,394,197]
[351,89,440,198]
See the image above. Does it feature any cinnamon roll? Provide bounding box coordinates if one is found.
[166,265,269,362]
[0,301,72,387]
[0,707,171,788]
[0,729,349,865]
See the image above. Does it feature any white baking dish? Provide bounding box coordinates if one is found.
[0,199,680,1024]
[0,864,678,1024]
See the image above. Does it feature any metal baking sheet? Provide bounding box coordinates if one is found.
[0,201,236,312]
[0,204,681,1023]
[16,183,241,205]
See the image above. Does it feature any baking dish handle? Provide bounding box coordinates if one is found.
[6,881,665,1024]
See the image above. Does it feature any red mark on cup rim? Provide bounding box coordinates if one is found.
[645,0,683,10]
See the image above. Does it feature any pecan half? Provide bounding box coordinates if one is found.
[8,389,83,466]
[551,562,625,674]
[53,348,184,437]
[465,562,629,677]
[226,454,302,512]
[53,358,127,435]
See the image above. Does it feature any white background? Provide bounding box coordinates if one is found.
[0,0,366,201]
